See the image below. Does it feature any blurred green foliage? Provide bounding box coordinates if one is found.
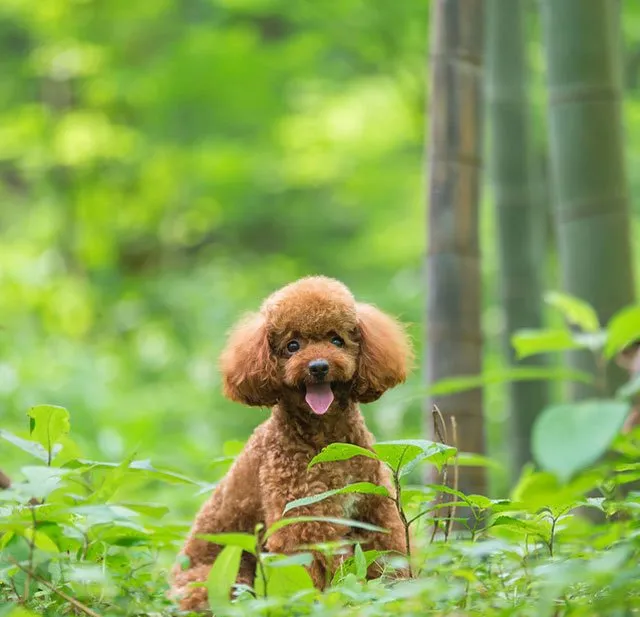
[0,0,429,518]
[1,0,640,509]
[2,0,640,614]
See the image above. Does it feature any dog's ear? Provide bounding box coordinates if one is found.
[353,303,413,403]
[219,312,279,407]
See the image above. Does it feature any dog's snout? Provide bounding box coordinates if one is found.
[308,359,330,378]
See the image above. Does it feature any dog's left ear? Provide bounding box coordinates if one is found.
[353,303,413,403]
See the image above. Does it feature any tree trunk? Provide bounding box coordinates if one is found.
[541,0,636,397]
[485,0,547,482]
[425,0,486,497]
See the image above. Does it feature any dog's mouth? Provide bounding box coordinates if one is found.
[304,382,334,415]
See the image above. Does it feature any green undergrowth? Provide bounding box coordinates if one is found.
[1,295,640,616]
[1,404,639,617]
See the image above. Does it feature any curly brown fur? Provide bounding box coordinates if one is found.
[170,276,413,611]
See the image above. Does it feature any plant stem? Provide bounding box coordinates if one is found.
[255,527,268,599]
[23,503,37,601]
[392,468,413,578]
[9,558,103,617]
[548,515,557,557]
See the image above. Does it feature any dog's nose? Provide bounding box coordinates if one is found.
[308,359,330,378]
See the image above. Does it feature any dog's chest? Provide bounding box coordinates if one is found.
[342,489,362,518]
[327,459,377,518]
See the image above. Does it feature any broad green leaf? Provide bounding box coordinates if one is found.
[605,305,640,359]
[512,329,584,359]
[427,367,593,396]
[374,440,455,474]
[0,534,30,565]
[65,564,107,584]
[117,503,169,518]
[425,484,469,504]
[206,545,243,609]
[401,485,435,506]
[71,504,144,524]
[544,291,600,332]
[19,466,69,499]
[0,430,48,462]
[88,451,138,504]
[22,527,59,553]
[2,608,41,617]
[198,532,256,555]
[63,459,199,485]
[263,552,314,567]
[255,561,314,598]
[465,494,493,510]
[264,516,387,542]
[308,443,378,469]
[491,515,549,537]
[532,400,631,482]
[27,405,70,463]
[511,466,599,512]
[283,482,389,514]
[456,452,503,470]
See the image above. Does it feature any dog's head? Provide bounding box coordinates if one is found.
[219,276,413,414]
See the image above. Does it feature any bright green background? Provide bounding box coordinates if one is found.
[1,0,639,513]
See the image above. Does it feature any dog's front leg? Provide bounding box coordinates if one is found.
[261,482,351,589]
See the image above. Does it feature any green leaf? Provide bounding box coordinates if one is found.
[255,561,314,598]
[401,486,435,507]
[63,458,199,485]
[19,466,69,499]
[88,451,138,503]
[512,329,584,359]
[605,305,640,359]
[510,466,596,512]
[491,515,549,537]
[456,452,503,470]
[117,502,169,518]
[27,405,70,464]
[465,494,493,510]
[2,608,42,617]
[308,443,378,469]
[264,516,387,542]
[427,367,593,396]
[198,532,256,555]
[544,291,600,332]
[426,484,469,504]
[23,527,59,553]
[374,440,455,474]
[332,549,388,584]
[206,545,243,609]
[0,430,48,462]
[263,552,314,567]
[532,400,631,481]
[283,482,389,514]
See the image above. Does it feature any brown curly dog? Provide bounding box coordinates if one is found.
[170,276,413,610]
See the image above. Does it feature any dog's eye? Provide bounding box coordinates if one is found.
[286,340,300,353]
[330,335,344,347]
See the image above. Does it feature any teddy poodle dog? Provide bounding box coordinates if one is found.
[171,276,413,610]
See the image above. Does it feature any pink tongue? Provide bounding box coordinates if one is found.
[305,383,334,415]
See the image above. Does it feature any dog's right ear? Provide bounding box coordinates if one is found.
[219,313,279,407]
